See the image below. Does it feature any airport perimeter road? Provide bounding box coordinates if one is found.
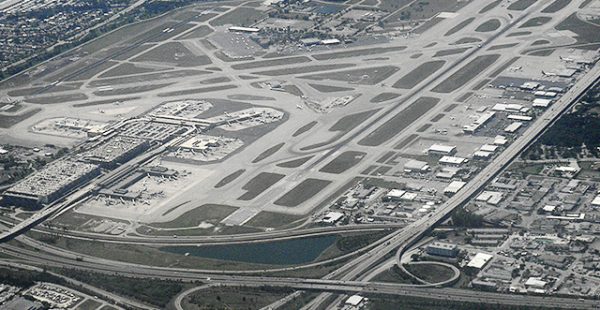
[23,223,402,246]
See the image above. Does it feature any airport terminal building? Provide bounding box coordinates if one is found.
[2,159,100,209]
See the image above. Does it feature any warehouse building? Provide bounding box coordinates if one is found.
[426,242,459,258]
[427,144,456,155]
[228,26,260,33]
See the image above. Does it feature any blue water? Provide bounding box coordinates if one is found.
[161,235,337,265]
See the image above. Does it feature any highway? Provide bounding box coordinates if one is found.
[1,243,598,310]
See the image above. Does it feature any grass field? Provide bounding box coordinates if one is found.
[90,70,209,87]
[359,97,439,146]
[444,17,475,36]
[520,16,552,28]
[479,0,502,13]
[157,84,237,97]
[176,25,214,40]
[303,66,399,85]
[72,97,140,108]
[330,108,380,132]
[99,63,165,78]
[555,13,600,44]
[7,83,82,97]
[312,46,405,61]
[238,172,286,201]
[231,56,311,70]
[274,178,332,207]
[255,64,355,76]
[430,113,445,122]
[395,133,419,150]
[370,92,400,103]
[227,94,274,100]
[531,39,550,46]
[209,7,265,27]
[133,42,212,67]
[405,263,456,283]
[25,93,88,104]
[277,156,314,168]
[371,265,414,284]
[93,83,172,96]
[308,83,354,93]
[244,211,304,228]
[433,48,469,57]
[182,286,292,310]
[488,43,519,51]
[111,44,156,61]
[75,299,102,310]
[292,121,317,137]
[507,31,531,37]
[252,142,285,163]
[475,18,501,32]
[452,37,481,45]
[507,0,538,10]
[393,60,446,89]
[416,123,431,133]
[432,54,500,93]
[45,60,118,82]
[542,0,571,13]
[214,169,245,188]
[150,204,238,228]
[320,151,367,174]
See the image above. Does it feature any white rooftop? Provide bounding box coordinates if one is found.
[480,144,498,152]
[533,98,552,107]
[428,144,456,154]
[504,122,523,133]
[439,156,467,165]
[346,295,365,306]
[444,181,466,193]
[387,189,406,198]
[592,195,600,206]
[467,252,493,269]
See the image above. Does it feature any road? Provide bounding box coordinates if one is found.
[2,243,598,310]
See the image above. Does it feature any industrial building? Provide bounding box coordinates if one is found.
[467,252,493,270]
[228,26,260,33]
[427,144,457,155]
[444,181,466,195]
[504,122,523,133]
[2,159,100,208]
[403,159,430,173]
[463,112,495,133]
[425,242,459,257]
[439,156,468,166]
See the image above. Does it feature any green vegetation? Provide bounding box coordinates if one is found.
[451,207,483,228]
[404,263,455,283]
[150,204,238,229]
[244,211,304,229]
[76,299,103,310]
[371,265,415,284]
[368,294,549,309]
[524,86,600,159]
[182,286,293,310]
[57,269,184,308]
[0,267,65,288]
